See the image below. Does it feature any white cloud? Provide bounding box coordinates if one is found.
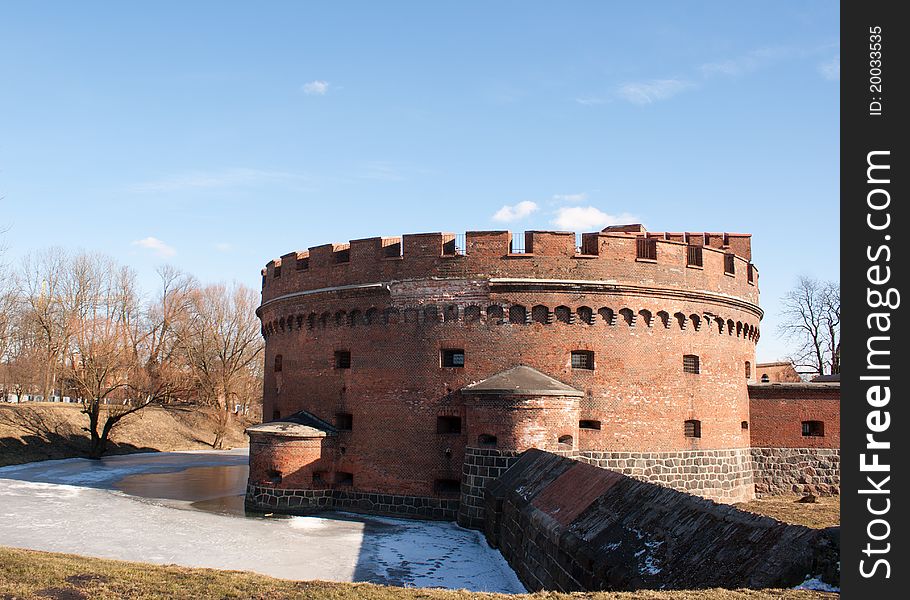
[492,201,539,222]
[616,79,693,105]
[819,56,840,81]
[700,46,791,78]
[553,192,588,203]
[302,80,330,95]
[575,96,606,106]
[552,206,640,230]
[214,242,232,253]
[132,237,176,258]
[130,168,304,193]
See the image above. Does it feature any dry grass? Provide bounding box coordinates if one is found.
[0,403,250,467]
[734,496,840,529]
[0,547,836,600]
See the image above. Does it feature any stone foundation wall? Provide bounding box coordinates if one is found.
[575,448,755,503]
[751,448,841,496]
[458,447,521,529]
[246,483,459,520]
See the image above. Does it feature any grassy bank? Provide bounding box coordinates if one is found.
[0,547,836,600]
[734,496,840,529]
[0,403,251,467]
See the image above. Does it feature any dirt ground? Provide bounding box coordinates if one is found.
[734,495,840,529]
[0,547,837,600]
[0,402,251,467]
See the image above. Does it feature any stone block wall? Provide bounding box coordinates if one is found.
[457,447,522,529]
[751,448,841,496]
[246,483,459,520]
[576,448,754,503]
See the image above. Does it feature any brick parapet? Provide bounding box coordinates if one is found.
[260,230,759,309]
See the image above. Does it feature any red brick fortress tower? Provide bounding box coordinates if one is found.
[247,225,761,521]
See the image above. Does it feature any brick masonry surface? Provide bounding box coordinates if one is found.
[748,384,840,448]
[246,483,459,520]
[751,448,841,496]
[254,228,763,509]
[483,450,839,592]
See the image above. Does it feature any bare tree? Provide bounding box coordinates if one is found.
[179,283,263,448]
[16,248,73,401]
[62,254,195,458]
[778,276,840,377]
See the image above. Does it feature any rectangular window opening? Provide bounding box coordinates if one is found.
[571,350,595,370]
[684,419,701,438]
[724,254,736,275]
[336,412,353,431]
[434,479,462,496]
[335,472,354,486]
[683,354,700,374]
[579,419,601,430]
[436,415,462,434]
[802,421,825,437]
[687,244,703,267]
[441,349,465,368]
[334,350,352,369]
[637,238,657,260]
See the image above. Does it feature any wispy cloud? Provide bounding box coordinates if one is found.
[819,56,840,81]
[132,237,176,258]
[616,79,693,105]
[302,80,330,95]
[700,46,791,78]
[492,201,539,222]
[214,242,232,253]
[130,168,305,193]
[552,206,639,230]
[553,192,588,203]
[575,96,606,106]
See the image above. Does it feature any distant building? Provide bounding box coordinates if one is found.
[755,361,802,383]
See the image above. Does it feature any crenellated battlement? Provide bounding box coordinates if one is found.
[260,226,759,308]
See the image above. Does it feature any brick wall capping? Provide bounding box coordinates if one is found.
[246,410,337,438]
[246,422,331,438]
[748,382,840,391]
[461,365,584,397]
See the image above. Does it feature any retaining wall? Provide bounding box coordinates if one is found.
[483,449,839,592]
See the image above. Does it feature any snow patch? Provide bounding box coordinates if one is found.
[795,577,839,592]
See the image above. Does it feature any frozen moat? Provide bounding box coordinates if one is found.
[0,449,525,592]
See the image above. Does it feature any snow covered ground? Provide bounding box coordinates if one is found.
[0,450,525,593]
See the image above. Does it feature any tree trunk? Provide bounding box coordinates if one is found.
[212,408,231,449]
[86,401,104,459]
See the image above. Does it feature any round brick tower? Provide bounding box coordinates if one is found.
[247,225,762,520]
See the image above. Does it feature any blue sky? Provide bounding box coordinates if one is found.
[0,1,839,362]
